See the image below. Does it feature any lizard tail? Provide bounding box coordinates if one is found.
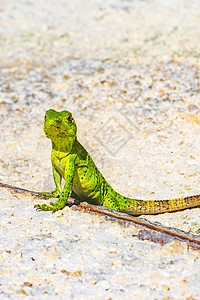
[120,194,200,215]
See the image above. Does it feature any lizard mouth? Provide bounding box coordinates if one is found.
[44,123,76,140]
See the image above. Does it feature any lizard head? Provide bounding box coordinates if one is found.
[43,109,77,141]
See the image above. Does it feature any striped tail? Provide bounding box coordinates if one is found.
[121,194,200,215]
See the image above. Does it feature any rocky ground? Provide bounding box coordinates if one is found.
[0,0,200,299]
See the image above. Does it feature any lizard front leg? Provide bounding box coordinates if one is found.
[40,167,62,199]
[35,155,76,212]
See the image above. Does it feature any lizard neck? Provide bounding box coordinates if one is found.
[51,136,77,158]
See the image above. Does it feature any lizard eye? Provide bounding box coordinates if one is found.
[67,115,72,123]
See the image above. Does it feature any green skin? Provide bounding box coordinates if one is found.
[35,109,200,215]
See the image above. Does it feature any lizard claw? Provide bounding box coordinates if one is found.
[34,203,54,211]
[39,192,54,199]
[34,202,63,212]
[39,190,60,199]
[34,204,43,211]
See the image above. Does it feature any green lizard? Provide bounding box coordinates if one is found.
[35,109,200,215]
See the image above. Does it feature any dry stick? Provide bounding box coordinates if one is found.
[1,181,200,249]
